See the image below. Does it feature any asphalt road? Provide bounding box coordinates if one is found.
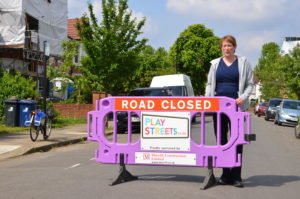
[0,114,300,199]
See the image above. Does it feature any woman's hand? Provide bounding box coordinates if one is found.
[236,98,245,106]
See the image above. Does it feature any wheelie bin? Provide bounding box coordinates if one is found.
[19,100,37,127]
[4,98,19,127]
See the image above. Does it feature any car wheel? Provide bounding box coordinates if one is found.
[265,116,269,121]
[118,128,126,134]
[258,114,261,117]
[278,121,282,126]
[295,126,300,139]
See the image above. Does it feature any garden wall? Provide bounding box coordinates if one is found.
[52,103,93,118]
[52,92,110,118]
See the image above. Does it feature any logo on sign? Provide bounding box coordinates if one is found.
[143,153,150,160]
[141,112,190,151]
[142,114,188,138]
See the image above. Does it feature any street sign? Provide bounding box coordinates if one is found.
[44,41,50,56]
[115,98,219,111]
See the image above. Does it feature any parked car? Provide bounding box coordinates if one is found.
[255,102,269,117]
[274,99,300,126]
[265,98,283,121]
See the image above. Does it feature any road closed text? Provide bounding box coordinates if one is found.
[115,98,219,111]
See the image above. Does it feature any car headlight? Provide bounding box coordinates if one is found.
[131,117,140,122]
[279,111,289,117]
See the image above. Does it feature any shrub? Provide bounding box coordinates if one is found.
[0,72,39,121]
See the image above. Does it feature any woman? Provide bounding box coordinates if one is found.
[205,35,254,187]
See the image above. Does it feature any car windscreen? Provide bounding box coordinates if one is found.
[261,102,268,107]
[282,100,300,110]
[166,86,185,96]
[269,99,282,107]
[129,89,170,96]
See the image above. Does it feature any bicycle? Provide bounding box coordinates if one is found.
[25,108,53,142]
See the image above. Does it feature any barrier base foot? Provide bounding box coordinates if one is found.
[110,165,138,186]
[200,168,217,190]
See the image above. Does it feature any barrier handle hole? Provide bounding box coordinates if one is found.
[102,100,110,107]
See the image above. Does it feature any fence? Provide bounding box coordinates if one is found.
[87,96,255,188]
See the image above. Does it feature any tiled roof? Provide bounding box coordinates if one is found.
[68,18,81,40]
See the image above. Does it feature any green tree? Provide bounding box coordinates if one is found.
[132,46,174,88]
[254,42,283,100]
[255,42,300,100]
[76,0,147,95]
[255,42,281,79]
[0,72,39,120]
[286,44,300,99]
[169,24,221,95]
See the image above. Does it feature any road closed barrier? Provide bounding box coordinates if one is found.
[87,96,255,188]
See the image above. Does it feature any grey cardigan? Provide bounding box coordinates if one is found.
[205,56,254,110]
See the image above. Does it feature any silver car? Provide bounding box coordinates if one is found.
[274,99,300,126]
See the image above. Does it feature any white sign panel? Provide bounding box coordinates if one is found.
[141,112,190,151]
[135,152,196,165]
[44,41,50,56]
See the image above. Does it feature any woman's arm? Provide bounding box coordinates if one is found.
[236,60,254,105]
[205,64,214,97]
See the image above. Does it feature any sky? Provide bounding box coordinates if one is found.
[68,0,300,67]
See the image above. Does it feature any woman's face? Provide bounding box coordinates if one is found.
[221,40,236,57]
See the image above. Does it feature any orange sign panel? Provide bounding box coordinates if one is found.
[115,98,219,111]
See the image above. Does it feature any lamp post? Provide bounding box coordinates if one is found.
[175,36,189,73]
[43,41,49,113]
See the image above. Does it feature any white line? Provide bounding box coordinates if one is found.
[65,163,80,170]
[90,157,95,161]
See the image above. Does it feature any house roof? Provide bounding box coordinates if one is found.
[68,18,81,40]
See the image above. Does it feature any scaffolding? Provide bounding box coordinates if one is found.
[0,0,67,56]
[0,0,67,96]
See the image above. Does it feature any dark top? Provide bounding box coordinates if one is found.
[215,58,239,99]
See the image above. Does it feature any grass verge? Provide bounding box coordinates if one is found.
[0,124,29,134]
[52,116,87,128]
[0,117,87,134]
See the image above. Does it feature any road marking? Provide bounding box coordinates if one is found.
[0,145,21,155]
[65,163,80,170]
[90,157,95,161]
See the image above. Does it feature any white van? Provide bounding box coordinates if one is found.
[150,74,194,96]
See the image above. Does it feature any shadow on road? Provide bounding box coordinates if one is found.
[244,175,300,187]
[137,174,300,187]
[138,174,205,183]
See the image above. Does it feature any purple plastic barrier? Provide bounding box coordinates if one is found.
[87,96,253,168]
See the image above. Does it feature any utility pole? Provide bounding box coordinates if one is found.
[43,41,49,113]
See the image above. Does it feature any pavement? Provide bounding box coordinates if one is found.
[0,123,89,162]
